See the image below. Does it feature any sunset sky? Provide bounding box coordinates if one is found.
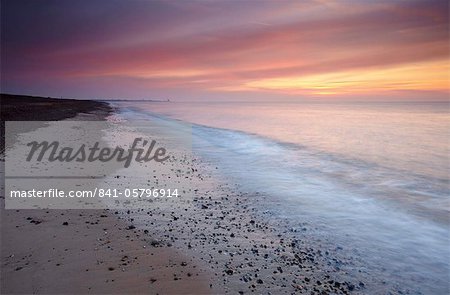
[1,0,448,101]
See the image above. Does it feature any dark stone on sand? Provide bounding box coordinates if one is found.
[127,225,136,230]
[62,222,69,226]
[150,240,160,247]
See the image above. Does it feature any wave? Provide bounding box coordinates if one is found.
[115,104,450,294]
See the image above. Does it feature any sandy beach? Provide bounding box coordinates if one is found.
[1,95,214,294]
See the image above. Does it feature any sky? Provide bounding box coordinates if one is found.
[1,0,449,101]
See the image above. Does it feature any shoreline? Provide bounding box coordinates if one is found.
[106,102,448,294]
[103,105,368,294]
[2,95,445,294]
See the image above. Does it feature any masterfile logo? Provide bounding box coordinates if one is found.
[26,138,170,168]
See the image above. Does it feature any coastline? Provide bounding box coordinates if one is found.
[2,95,446,294]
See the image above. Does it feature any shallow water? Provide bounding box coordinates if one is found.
[112,100,450,294]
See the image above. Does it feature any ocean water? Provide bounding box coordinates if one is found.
[112,100,449,293]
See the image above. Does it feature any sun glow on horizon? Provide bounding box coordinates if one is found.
[244,60,449,95]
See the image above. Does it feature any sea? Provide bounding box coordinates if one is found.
[110,100,450,294]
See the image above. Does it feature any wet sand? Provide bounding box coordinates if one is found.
[0,207,213,294]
